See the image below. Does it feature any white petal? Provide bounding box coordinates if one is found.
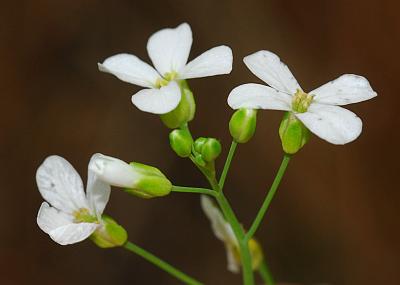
[98,53,160,88]
[201,196,240,273]
[227,83,292,110]
[201,195,228,241]
[49,223,98,245]
[131,81,181,114]
[37,202,73,234]
[147,23,192,76]
[87,154,111,217]
[226,244,240,273]
[296,103,362,144]
[36,156,89,214]
[243,50,301,94]
[89,153,139,188]
[311,74,377,105]
[179,46,233,79]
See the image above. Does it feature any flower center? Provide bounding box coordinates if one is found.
[291,89,313,113]
[155,71,178,88]
[73,208,98,223]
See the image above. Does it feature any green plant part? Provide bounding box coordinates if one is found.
[160,80,196,129]
[229,108,257,143]
[91,215,128,248]
[279,112,310,154]
[169,128,193,158]
[124,162,172,198]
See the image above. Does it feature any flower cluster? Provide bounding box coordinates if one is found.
[36,22,377,284]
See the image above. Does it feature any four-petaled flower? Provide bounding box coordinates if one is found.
[228,50,377,144]
[99,23,233,114]
[36,154,111,245]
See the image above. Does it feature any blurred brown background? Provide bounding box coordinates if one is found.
[1,0,399,284]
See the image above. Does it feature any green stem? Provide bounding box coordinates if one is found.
[258,260,275,285]
[245,154,291,241]
[219,141,238,190]
[123,241,203,285]
[214,192,254,285]
[171,185,216,197]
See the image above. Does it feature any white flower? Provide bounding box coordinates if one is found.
[36,154,111,245]
[228,50,377,144]
[99,23,233,114]
[201,195,240,273]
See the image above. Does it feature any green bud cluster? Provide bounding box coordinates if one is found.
[160,80,196,129]
[193,137,222,166]
[229,108,257,143]
[279,112,310,154]
[91,215,128,248]
[125,163,172,198]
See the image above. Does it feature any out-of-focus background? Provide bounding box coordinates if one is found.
[1,0,399,284]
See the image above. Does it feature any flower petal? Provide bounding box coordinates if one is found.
[243,50,301,94]
[311,74,377,105]
[89,153,139,188]
[98,53,160,88]
[225,243,240,273]
[201,195,228,242]
[179,46,233,79]
[147,23,192,76]
[87,154,111,217]
[201,196,240,273]
[131,81,181,114]
[37,202,73,234]
[227,83,292,110]
[49,223,98,245]
[36,156,89,214]
[296,103,362,144]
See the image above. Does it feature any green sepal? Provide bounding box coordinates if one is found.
[169,128,193,157]
[279,112,310,154]
[124,162,172,198]
[229,108,257,143]
[160,80,196,129]
[90,215,128,248]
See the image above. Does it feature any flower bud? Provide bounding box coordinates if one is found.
[229,108,257,143]
[160,80,196,129]
[90,154,172,198]
[91,215,128,248]
[193,137,207,153]
[201,138,222,162]
[169,129,193,157]
[194,137,222,162]
[279,112,310,154]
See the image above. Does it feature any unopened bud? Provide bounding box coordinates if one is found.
[194,137,221,163]
[201,139,222,162]
[91,215,127,248]
[169,129,193,157]
[279,112,310,154]
[160,80,196,129]
[229,109,257,143]
[89,154,172,198]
